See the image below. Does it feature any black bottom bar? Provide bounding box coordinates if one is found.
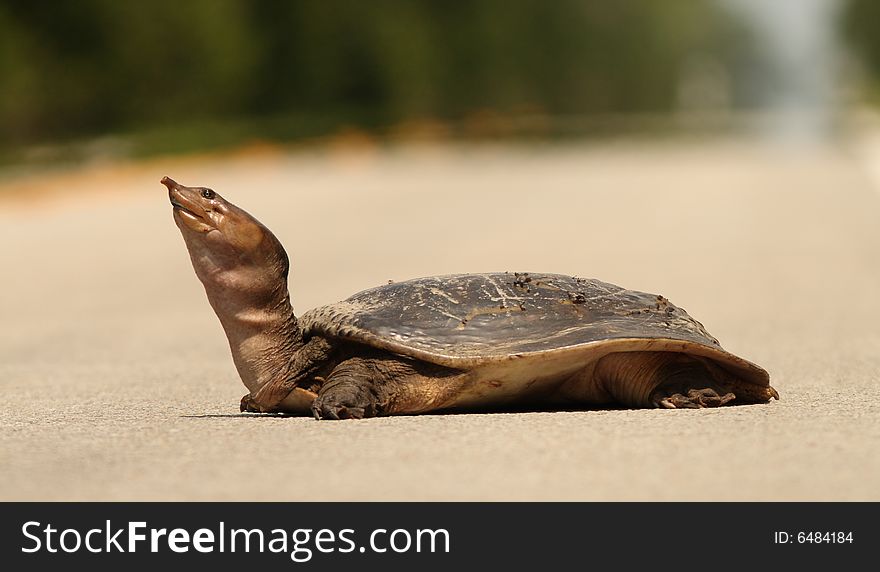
[2,502,875,569]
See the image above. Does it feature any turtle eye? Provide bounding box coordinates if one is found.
[201,189,215,199]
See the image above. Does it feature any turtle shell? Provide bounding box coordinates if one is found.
[300,273,769,386]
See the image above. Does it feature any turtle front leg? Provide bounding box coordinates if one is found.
[311,357,388,420]
[311,354,468,420]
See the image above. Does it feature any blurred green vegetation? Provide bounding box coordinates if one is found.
[845,0,880,102]
[0,0,746,160]
[0,0,875,163]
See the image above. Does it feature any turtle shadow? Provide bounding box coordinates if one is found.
[180,405,632,420]
[179,402,760,421]
[437,403,631,416]
[181,413,295,419]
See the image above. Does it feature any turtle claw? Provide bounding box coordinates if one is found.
[312,400,369,420]
[690,388,736,407]
[320,405,366,420]
[653,388,736,409]
[311,391,375,420]
[657,394,699,409]
[240,393,262,412]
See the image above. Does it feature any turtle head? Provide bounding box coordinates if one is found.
[162,176,304,402]
[161,176,289,300]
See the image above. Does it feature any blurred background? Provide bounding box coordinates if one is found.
[3,1,880,501]
[1,0,879,163]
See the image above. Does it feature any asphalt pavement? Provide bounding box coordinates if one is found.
[2,137,878,500]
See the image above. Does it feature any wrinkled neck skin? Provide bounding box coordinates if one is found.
[199,271,304,396]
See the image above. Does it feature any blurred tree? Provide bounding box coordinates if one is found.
[844,0,880,101]
[0,0,260,143]
[0,0,775,154]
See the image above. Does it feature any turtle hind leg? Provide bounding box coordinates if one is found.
[651,386,736,409]
[697,358,780,404]
[311,354,468,420]
[648,357,738,409]
[596,352,737,409]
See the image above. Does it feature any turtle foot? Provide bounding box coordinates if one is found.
[651,387,736,409]
[311,379,380,420]
[240,393,263,412]
[312,395,376,420]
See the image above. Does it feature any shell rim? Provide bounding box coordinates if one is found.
[307,322,771,387]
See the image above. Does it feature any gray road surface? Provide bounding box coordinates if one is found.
[2,139,879,500]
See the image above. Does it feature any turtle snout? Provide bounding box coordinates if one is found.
[160,176,180,191]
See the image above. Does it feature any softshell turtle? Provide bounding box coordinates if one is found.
[162,176,777,419]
